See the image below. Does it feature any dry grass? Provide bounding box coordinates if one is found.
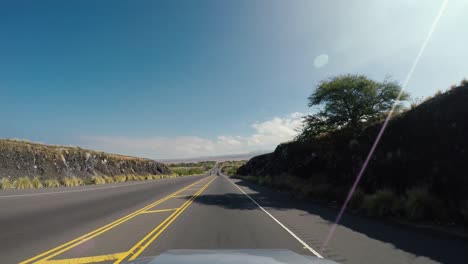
[137,175,145,181]
[14,177,34,189]
[62,176,83,187]
[32,176,43,188]
[91,175,106,185]
[44,179,61,188]
[126,174,138,181]
[1,177,14,189]
[103,176,114,183]
[113,175,127,183]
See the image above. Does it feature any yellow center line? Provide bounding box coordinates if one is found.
[116,177,216,263]
[139,208,179,214]
[20,177,208,264]
[40,252,126,264]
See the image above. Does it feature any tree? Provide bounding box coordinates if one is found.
[298,74,409,140]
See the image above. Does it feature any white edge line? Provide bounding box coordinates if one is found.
[222,174,324,258]
[0,176,203,198]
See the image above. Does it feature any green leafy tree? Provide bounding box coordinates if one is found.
[298,74,409,140]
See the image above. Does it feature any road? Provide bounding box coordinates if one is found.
[0,170,466,264]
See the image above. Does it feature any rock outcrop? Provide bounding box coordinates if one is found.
[0,140,171,180]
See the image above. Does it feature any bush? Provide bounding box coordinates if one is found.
[32,176,43,188]
[62,176,83,187]
[404,187,445,221]
[363,189,399,218]
[103,176,114,183]
[114,175,127,182]
[1,177,14,189]
[91,176,106,185]
[44,179,61,188]
[15,177,34,189]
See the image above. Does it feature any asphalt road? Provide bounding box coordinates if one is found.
[0,170,466,264]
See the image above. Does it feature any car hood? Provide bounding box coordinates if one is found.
[124,249,339,264]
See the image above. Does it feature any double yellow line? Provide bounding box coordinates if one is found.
[117,177,216,263]
[21,177,210,264]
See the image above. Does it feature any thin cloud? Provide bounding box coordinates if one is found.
[81,113,304,159]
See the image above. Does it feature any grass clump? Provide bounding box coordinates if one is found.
[91,175,106,185]
[1,177,14,189]
[62,176,83,187]
[404,187,445,221]
[113,175,127,182]
[14,177,34,189]
[44,179,61,188]
[363,189,399,218]
[103,176,114,183]
[32,176,43,188]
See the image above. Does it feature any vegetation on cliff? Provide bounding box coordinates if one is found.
[238,76,468,226]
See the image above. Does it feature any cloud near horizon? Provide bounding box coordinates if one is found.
[81,113,304,159]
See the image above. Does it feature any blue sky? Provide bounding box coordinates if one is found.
[1,0,466,159]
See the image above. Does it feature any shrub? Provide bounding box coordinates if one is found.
[103,176,114,183]
[15,177,34,189]
[32,176,43,188]
[44,179,61,188]
[1,177,14,189]
[91,176,106,185]
[144,175,154,180]
[363,189,399,218]
[114,175,127,182]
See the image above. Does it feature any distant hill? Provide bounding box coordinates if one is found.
[160,151,266,164]
[0,140,171,180]
[238,82,468,226]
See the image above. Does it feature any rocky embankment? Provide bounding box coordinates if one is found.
[0,140,171,180]
[238,83,468,225]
